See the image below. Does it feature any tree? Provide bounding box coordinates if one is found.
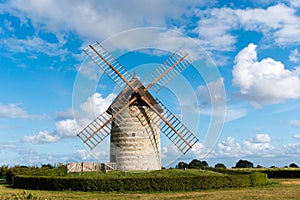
[289,163,299,168]
[0,165,8,177]
[214,163,226,169]
[176,161,188,169]
[188,159,208,169]
[235,160,253,168]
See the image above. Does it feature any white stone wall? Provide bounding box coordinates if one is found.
[110,105,161,171]
[67,162,101,173]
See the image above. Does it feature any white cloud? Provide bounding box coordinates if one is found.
[289,49,300,63]
[0,103,28,118]
[232,43,300,107]
[194,7,239,52]
[74,149,108,161]
[80,93,116,120]
[0,36,69,60]
[23,92,115,144]
[3,0,208,41]
[283,142,300,157]
[251,134,271,143]
[216,134,273,158]
[55,119,77,137]
[290,0,300,8]
[290,119,300,127]
[217,137,241,157]
[0,102,44,119]
[236,4,300,45]
[22,131,59,144]
[195,4,300,52]
[293,134,300,140]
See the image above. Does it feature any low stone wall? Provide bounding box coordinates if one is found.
[67,162,101,173]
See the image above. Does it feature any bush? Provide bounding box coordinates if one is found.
[215,163,227,169]
[289,163,299,168]
[176,162,188,169]
[6,165,67,184]
[258,169,300,178]
[188,159,208,169]
[235,160,254,168]
[12,172,268,192]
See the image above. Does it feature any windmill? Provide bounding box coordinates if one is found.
[77,41,199,171]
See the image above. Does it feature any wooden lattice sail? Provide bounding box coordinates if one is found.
[77,41,199,170]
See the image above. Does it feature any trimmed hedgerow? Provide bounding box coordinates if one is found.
[12,172,267,192]
[257,169,300,178]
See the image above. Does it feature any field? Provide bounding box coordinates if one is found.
[1,179,300,200]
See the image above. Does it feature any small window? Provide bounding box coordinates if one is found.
[132,133,136,137]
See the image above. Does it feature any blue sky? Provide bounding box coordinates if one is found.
[1,0,300,168]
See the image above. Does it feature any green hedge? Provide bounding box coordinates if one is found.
[12,173,267,192]
[257,169,300,178]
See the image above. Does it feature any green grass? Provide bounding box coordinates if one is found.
[1,179,300,200]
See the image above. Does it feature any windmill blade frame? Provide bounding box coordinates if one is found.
[137,95,198,154]
[83,41,134,89]
[78,41,198,154]
[144,49,192,93]
[77,109,112,150]
[77,94,140,149]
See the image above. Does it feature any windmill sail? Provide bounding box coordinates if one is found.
[135,98,198,154]
[77,94,138,150]
[77,109,112,149]
[144,49,191,93]
[78,41,199,157]
[83,41,133,89]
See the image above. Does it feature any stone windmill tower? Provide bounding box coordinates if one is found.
[77,42,199,171]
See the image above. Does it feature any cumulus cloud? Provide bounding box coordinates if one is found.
[232,43,300,107]
[80,93,116,120]
[216,134,273,158]
[194,7,239,52]
[217,137,241,157]
[195,4,300,52]
[250,134,271,143]
[55,119,77,137]
[22,92,115,144]
[22,131,60,144]
[289,49,300,63]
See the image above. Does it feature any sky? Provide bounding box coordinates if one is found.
[1,0,300,168]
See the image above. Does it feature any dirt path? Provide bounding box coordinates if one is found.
[281,180,300,185]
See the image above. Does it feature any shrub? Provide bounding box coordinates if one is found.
[214,163,227,169]
[12,172,268,192]
[259,169,300,178]
[235,160,254,168]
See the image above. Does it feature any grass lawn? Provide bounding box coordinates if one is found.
[1,179,300,200]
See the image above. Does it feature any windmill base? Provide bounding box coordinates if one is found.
[110,106,161,171]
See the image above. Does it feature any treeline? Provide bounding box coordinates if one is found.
[174,159,299,169]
